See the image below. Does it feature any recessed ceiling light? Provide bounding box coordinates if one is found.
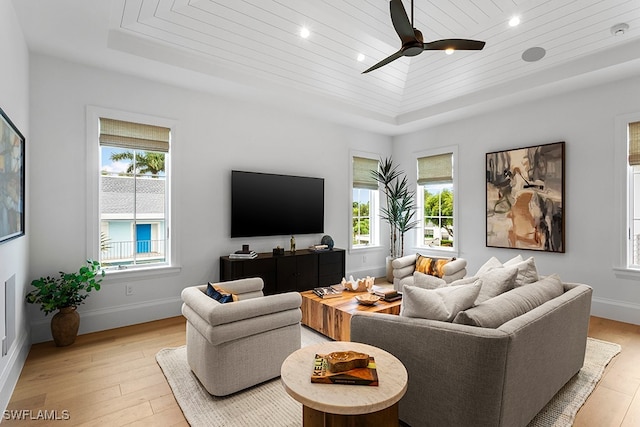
[445,48,454,55]
[357,53,365,62]
[509,16,521,27]
[522,46,546,62]
[299,27,310,39]
[611,23,629,36]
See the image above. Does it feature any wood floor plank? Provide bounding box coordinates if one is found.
[6,314,640,426]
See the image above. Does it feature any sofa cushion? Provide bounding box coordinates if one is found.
[415,254,452,278]
[475,266,518,304]
[503,254,524,266]
[413,271,447,289]
[401,282,481,322]
[452,274,564,328]
[475,254,523,276]
[475,256,503,276]
[508,257,539,287]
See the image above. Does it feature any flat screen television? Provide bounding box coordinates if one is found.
[231,170,325,238]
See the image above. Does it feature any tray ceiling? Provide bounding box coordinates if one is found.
[13,0,640,134]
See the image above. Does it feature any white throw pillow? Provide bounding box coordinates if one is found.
[446,276,479,287]
[401,282,481,322]
[509,257,539,287]
[475,266,518,304]
[503,254,524,266]
[412,271,446,289]
[475,256,503,276]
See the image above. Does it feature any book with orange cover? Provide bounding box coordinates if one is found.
[310,354,379,386]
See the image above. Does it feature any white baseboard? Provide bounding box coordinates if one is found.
[591,296,640,325]
[29,297,183,344]
[0,330,30,415]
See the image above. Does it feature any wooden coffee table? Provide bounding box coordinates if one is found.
[281,341,408,427]
[300,289,402,341]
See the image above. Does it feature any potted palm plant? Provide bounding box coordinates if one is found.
[26,260,104,346]
[372,157,419,281]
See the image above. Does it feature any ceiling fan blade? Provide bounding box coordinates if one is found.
[423,39,486,51]
[390,0,416,44]
[362,49,406,74]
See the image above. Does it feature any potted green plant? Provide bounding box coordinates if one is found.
[26,260,104,346]
[372,157,419,281]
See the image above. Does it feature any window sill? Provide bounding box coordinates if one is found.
[411,246,459,258]
[349,245,385,255]
[613,267,640,281]
[102,265,182,283]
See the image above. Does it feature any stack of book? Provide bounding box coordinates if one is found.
[229,250,257,259]
[372,286,402,302]
[313,286,342,298]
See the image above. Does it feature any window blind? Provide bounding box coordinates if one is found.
[629,121,640,166]
[353,157,379,190]
[99,118,170,153]
[417,153,452,185]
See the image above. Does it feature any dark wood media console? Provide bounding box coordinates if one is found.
[220,248,345,295]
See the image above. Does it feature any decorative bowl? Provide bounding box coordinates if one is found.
[355,294,380,306]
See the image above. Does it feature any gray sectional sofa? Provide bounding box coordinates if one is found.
[351,281,593,427]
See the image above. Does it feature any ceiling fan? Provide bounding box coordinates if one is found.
[363,0,486,74]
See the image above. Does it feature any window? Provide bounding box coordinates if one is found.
[625,120,640,267]
[97,117,171,269]
[351,155,379,248]
[416,148,457,252]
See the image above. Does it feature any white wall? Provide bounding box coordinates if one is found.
[27,54,391,342]
[393,75,640,325]
[0,0,31,413]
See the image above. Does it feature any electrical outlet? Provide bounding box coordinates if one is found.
[126,284,134,296]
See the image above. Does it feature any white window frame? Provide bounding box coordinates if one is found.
[349,151,381,252]
[413,145,459,257]
[86,106,181,279]
[614,112,640,280]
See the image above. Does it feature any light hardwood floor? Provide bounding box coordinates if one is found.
[4,315,639,426]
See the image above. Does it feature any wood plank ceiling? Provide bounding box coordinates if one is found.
[13,0,640,131]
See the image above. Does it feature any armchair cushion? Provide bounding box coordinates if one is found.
[416,254,451,278]
[205,283,236,303]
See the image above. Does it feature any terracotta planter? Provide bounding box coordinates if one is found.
[51,306,80,347]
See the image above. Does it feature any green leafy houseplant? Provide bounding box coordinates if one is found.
[372,157,419,259]
[26,260,105,315]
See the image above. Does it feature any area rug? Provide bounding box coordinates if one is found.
[156,330,620,427]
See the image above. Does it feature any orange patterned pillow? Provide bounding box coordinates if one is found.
[415,255,453,278]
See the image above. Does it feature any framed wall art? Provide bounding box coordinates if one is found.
[0,107,25,244]
[486,141,564,253]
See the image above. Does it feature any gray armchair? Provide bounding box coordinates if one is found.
[181,277,302,396]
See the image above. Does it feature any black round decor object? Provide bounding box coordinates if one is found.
[321,235,334,249]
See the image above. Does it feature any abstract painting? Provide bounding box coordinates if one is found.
[486,142,565,252]
[0,107,25,244]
